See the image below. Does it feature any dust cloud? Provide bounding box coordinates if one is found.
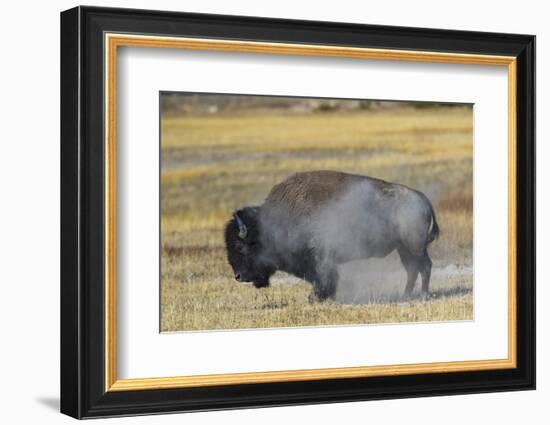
[260,178,442,303]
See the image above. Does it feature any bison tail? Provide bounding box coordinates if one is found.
[427,205,440,244]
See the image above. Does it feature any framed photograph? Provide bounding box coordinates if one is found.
[60,6,535,419]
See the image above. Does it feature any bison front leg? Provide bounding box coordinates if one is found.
[309,265,338,303]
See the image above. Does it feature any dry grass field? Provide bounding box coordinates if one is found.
[160,102,473,332]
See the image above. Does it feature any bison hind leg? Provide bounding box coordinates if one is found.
[397,245,421,299]
[420,249,433,296]
[398,245,434,299]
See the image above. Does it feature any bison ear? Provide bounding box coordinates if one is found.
[234,212,248,239]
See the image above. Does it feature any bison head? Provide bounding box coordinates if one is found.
[224,207,273,288]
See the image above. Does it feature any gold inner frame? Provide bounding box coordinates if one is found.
[104,33,517,392]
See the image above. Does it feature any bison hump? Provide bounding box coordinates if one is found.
[263,170,365,217]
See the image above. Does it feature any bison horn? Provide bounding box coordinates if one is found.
[234,212,248,239]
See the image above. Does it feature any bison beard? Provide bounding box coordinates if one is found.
[224,170,439,302]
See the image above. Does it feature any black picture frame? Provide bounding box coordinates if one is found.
[60,5,535,419]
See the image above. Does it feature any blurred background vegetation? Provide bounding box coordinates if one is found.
[160,92,463,116]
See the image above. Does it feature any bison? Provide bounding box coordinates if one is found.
[224,170,439,302]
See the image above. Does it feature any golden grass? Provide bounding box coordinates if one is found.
[161,108,472,152]
[161,280,473,332]
[161,147,471,186]
[160,106,473,331]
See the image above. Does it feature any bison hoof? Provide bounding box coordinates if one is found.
[402,292,413,301]
[308,291,333,304]
[420,291,435,301]
[308,292,319,304]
